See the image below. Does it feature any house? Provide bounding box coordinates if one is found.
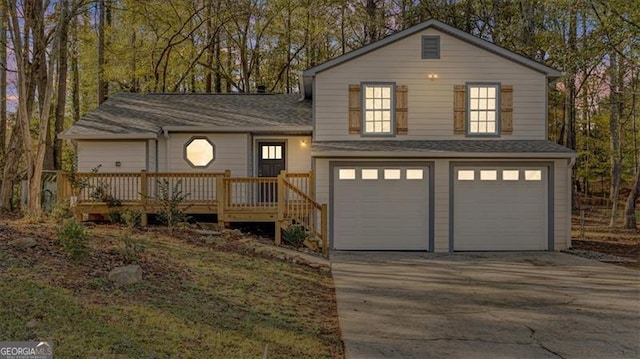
[60,19,575,252]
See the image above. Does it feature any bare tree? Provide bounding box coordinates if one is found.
[623,163,640,229]
[5,0,59,217]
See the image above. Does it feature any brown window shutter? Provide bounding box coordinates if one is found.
[396,85,408,135]
[453,85,466,134]
[348,84,361,134]
[501,85,513,134]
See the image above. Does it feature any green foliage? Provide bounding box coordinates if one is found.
[282,224,308,248]
[154,179,192,232]
[119,230,146,264]
[56,219,89,262]
[121,209,142,229]
[107,209,122,224]
[50,201,74,222]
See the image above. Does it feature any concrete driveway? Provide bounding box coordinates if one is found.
[331,252,640,359]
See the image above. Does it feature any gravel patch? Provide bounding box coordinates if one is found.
[562,248,634,262]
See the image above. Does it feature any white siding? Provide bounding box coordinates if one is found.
[147,139,157,172]
[164,133,249,175]
[77,140,147,172]
[314,28,548,141]
[252,136,312,174]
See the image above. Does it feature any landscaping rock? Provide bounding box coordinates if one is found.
[25,319,38,328]
[108,265,142,286]
[9,238,37,250]
[82,221,96,227]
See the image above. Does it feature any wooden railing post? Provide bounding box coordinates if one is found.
[275,171,286,245]
[216,172,227,227]
[140,170,148,226]
[321,203,328,256]
[56,170,65,204]
[309,170,315,200]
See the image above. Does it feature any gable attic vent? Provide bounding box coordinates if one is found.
[421,35,440,59]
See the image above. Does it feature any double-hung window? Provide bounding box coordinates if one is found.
[363,83,394,135]
[467,84,499,135]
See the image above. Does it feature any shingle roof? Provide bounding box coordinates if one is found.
[60,93,312,139]
[312,140,574,155]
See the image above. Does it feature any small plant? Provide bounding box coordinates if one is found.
[154,179,192,233]
[282,224,308,248]
[119,230,146,263]
[121,209,142,229]
[56,219,89,262]
[107,208,122,224]
[49,201,74,222]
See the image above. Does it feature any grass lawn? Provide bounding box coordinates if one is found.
[0,219,343,358]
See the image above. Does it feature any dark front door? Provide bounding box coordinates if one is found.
[258,142,285,202]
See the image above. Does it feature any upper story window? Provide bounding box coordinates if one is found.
[184,137,215,168]
[363,83,394,135]
[467,84,499,135]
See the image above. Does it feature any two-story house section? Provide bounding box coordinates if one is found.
[303,19,575,252]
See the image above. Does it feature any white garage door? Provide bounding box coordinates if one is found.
[453,166,548,251]
[333,165,430,250]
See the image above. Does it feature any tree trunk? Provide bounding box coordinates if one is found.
[609,54,622,227]
[97,0,110,104]
[0,6,6,154]
[70,10,80,124]
[53,0,70,170]
[0,123,21,211]
[623,164,640,229]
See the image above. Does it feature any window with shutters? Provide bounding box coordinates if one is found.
[362,83,395,135]
[454,83,513,136]
[467,84,500,135]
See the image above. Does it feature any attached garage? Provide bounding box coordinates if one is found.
[331,162,432,250]
[452,164,550,251]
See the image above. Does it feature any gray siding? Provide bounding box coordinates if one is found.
[252,135,312,175]
[314,28,547,141]
[164,133,250,175]
[315,156,571,252]
[77,140,147,172]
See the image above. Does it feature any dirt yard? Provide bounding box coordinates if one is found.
[570,206,640,269]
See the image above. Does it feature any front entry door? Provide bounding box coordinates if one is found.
[258,142,285,202]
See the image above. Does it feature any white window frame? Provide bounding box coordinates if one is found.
[362,83,395,136]
[467,83,500,136]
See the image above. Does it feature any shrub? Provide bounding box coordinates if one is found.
[107,209,122,224]
[121,209,142,229]
[154,179,192,233]
[56,219,89,262]
[119,230,146,263]
[282,224,308,248]
[49,201,74,222]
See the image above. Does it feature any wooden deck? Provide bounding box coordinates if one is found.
[57,170,327,253]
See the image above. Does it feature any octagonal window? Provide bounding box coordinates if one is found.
[184,137,215,167]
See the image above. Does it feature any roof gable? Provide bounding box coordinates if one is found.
[302,20,561,97]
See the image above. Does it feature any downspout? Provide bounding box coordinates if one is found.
[567,156,576,249]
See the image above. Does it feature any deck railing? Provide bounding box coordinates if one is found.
[279,175,327,254]
[57,169,327,254]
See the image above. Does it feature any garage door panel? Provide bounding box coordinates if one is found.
[454,166,548,251]
[333,165,430,250]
